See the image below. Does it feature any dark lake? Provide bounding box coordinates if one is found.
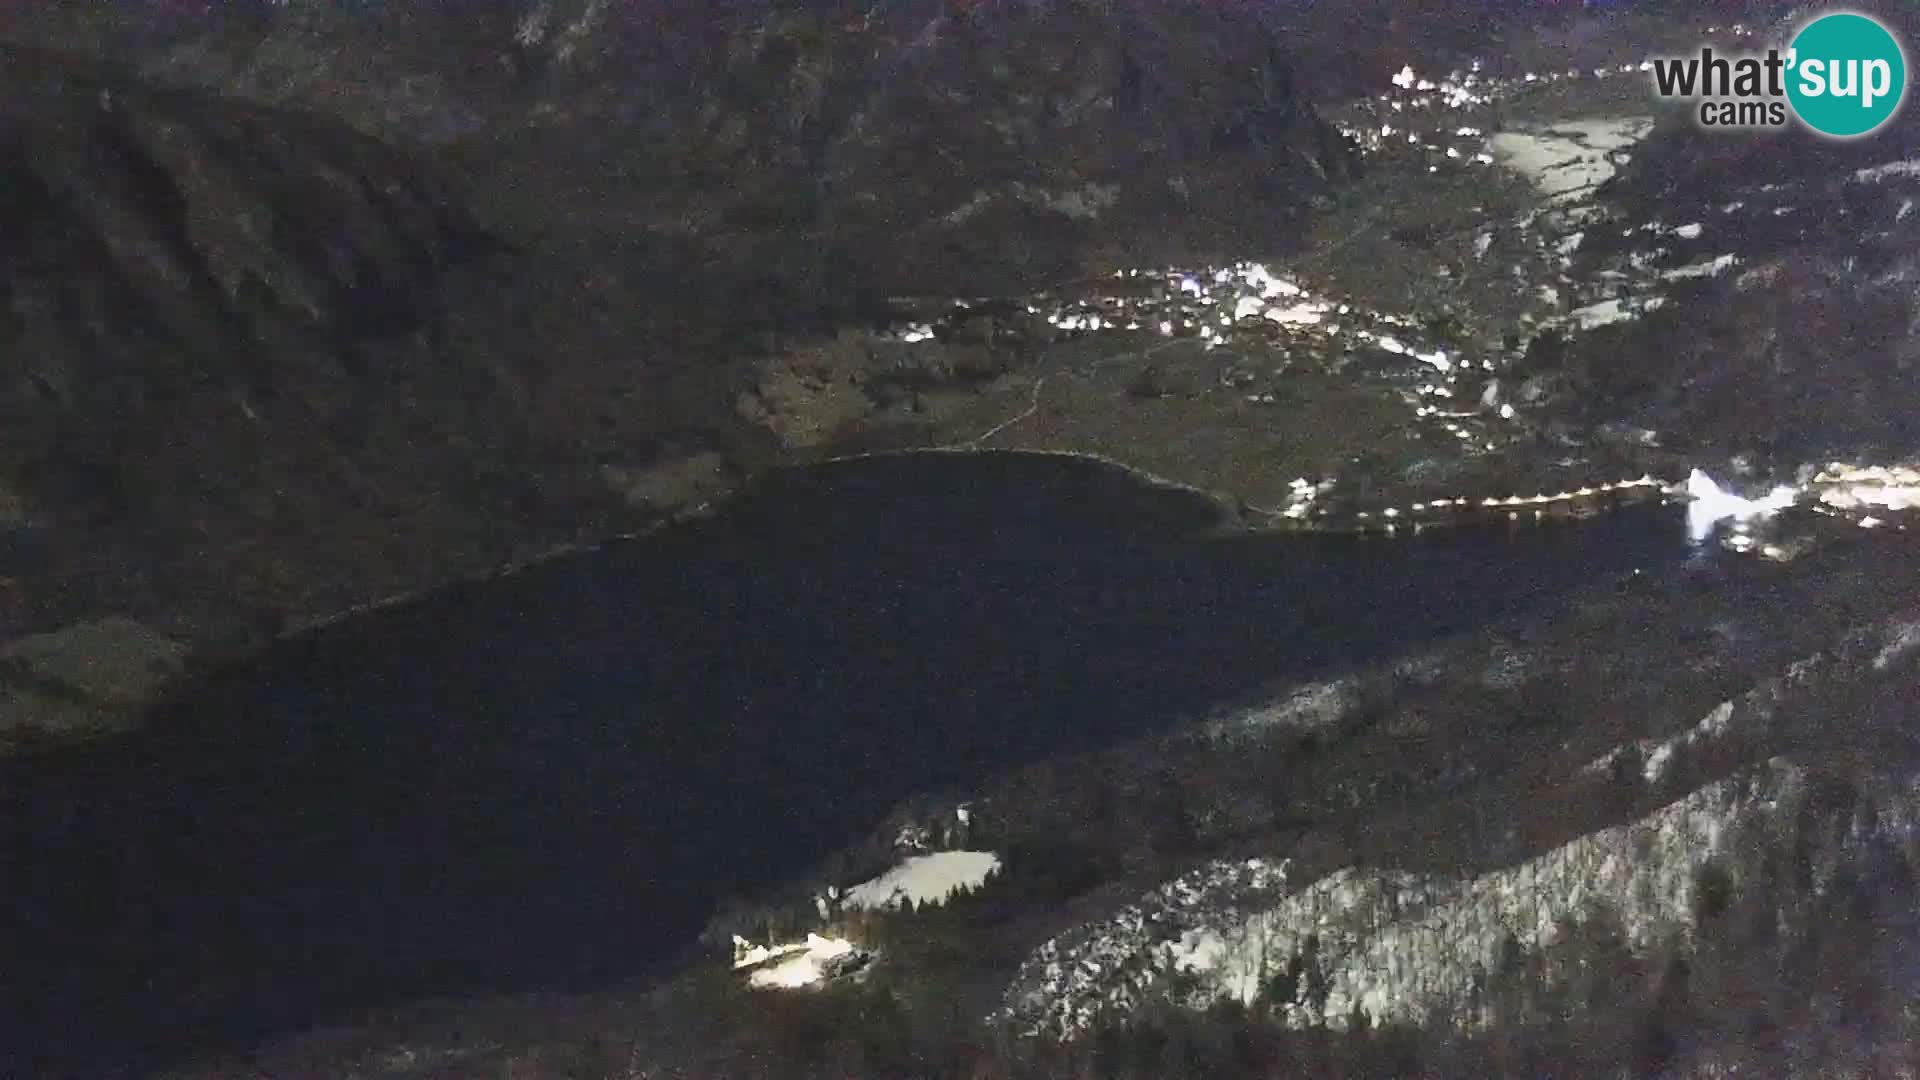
[0,451,1694,1073]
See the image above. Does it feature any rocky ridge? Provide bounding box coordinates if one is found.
[999,611,1920,1044]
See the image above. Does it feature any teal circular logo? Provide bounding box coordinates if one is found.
[1786,13,1907,138]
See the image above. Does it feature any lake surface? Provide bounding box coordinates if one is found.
[0,451,1694,1072]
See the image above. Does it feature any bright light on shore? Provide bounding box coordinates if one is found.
[1684,469,1796,542]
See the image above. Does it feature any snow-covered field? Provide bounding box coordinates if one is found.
[843,850,1002,911]
[736,933,864,990]
[1491,117,1653,203]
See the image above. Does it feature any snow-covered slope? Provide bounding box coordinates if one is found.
[998,611,1920,1040]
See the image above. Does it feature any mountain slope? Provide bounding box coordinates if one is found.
[0,46,629,663]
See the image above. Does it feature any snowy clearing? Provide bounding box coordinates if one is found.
[1491,118,1652,203]
[741,933,863,990]
[843,851,1002,911]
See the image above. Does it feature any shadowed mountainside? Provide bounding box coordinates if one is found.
[0,46,605,651]
[7,1,1364,294]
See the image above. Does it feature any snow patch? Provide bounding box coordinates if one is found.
[1201,678,1358,742]
[1660,254,1739,281]
[1490,118,1652,203]
[742,933,862,989]
[1875,621,1920,671]
[844,851,1001,911]
[1854,159,1920,184]
[1566,295,1665,331]
[1643,701,1733,783]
